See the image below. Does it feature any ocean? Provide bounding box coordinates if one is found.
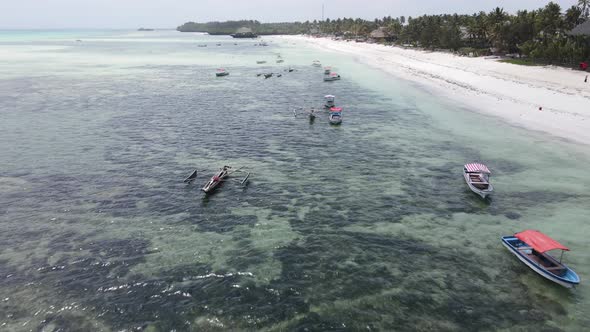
[0,29,589,331]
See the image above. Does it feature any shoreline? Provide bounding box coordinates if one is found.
[273,35,590,146]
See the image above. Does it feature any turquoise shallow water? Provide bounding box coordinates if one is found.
[0,30,589,331]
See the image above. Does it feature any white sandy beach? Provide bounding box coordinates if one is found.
[276,35,590,146]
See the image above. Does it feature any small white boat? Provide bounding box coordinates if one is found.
[312,60,321,67]
[215,68,229,77]
[323,73,341,82]
[324,95,335,108]
[329,107,343,125]
[502,230,580,288]
[463,163,493,198]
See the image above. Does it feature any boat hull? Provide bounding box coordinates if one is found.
[501,236,580,288]
[463,172,493,198]
[329,115,342,125]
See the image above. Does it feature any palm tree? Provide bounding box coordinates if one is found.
[487,7,508,52]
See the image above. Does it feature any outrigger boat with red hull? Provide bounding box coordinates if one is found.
[501,230,580,288]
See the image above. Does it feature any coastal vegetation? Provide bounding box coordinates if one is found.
[178,1,590,65]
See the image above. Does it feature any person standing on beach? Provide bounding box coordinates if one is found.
[585,75,588,83]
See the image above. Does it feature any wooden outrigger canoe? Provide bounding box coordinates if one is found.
[184,166,249,194]
[202,166,231,193]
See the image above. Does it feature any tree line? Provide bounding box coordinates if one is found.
[178,1,590,64]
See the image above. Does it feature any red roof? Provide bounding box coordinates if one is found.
[515,230,569,253]
[330,107,342,112]
[464,163,490,173]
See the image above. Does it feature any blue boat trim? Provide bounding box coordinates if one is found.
[501,236,580,286]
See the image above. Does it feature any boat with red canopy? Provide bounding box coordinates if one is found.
[463,162,493,199]
[501,230,580,288]
[329,107,343,125]
[323,72,341,81]
[215,68,229,77]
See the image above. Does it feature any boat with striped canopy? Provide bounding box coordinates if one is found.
[501,230,580,288]
[463,162,493,198]
[324,95,335,108]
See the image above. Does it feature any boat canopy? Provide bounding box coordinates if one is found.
[464,163,490,174]
[217,68,226,71]
[515,230,570,253]
[325,95,335,99]
[330,107,342,112]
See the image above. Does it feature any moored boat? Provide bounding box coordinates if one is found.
[216,68,229,77]
[312,60,322,67]
[276,59,284,63]
[324,67,332,75]
[324,95,335,108]
[501,230,580,288]
[463,163,493,198]
[202,166,231,193]
[256,60,267,64]
[323,73,341,81]
[329,107,343,125]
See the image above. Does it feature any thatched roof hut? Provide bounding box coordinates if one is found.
[369,27,396,42]
[370,27,387,39]
[236,27,253,34]
[568,20,590,36]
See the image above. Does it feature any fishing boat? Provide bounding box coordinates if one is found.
[323,73,341,81]
[312,60,321,67]
[202,166,231,193]
[276,59,284,63]
[216,68,229,77]
[463,163,493,198]
[263,73,273,79]
[324,95,335,108]
[256,60,267,64]
[216,43,222,46]
[501,230,580,288]
[324,67,332,75]
[329,107,343,125]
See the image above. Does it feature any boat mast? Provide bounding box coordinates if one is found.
[322,3,325,21]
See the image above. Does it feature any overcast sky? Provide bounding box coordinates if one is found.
[0,0,580,29]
